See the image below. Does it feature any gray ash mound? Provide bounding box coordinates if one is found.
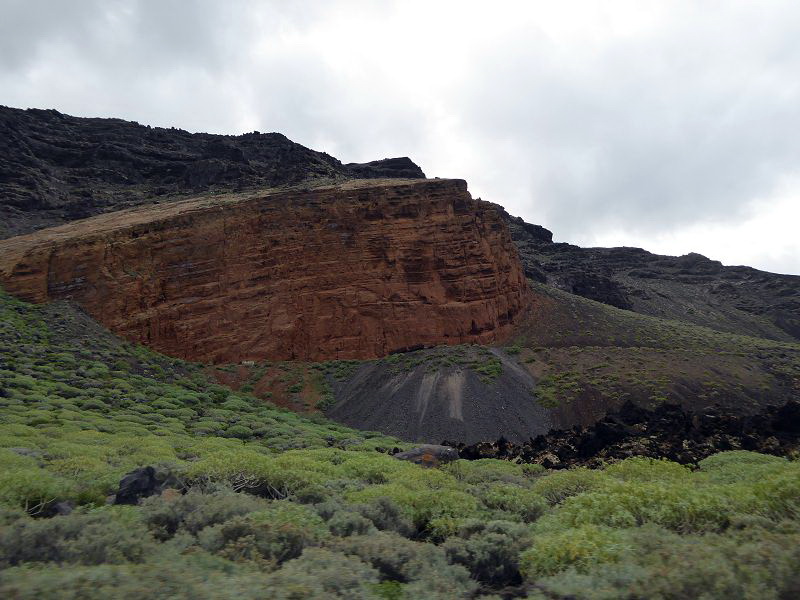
[0,105,424,237]
[326,345,554,444]
[443,398,800,468]
[496,206,800,343]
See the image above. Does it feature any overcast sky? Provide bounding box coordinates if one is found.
[2,1,799,274]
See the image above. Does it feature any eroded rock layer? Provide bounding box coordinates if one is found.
[0,178,530,363]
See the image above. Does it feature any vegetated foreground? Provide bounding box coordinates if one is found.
[1,287,800,599]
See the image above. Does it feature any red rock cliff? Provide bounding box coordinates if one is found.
[0,179,531,362]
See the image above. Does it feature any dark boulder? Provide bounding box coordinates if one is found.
[113,466,183,505]
[393,444,459,468]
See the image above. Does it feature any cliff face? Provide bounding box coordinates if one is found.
[0,178,530,363]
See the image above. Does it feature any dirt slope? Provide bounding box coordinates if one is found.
[328,347,553,443]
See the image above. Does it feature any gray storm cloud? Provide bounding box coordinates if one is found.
[1,0,799,273]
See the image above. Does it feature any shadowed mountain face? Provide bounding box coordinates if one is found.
[0,105,424,238]
[497,207,800,343]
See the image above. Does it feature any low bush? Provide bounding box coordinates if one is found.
[443,519,532,587]
[445,458,540,485]
[355,496,414,537]
[263,548,380,599]
[538,480,743,532]
[198,502,329,565]
[0,509,155,567]
[344,468,481,532]
[0,561,269,600]
[532,523,800,600]
[473,483,547,523]
[603,456,693,482]
[330,532,477,599]
[520,524,632,578]
[141,487,268,539]
[327,510,375,537]
[529,467,606,505]
[0,450,77,513]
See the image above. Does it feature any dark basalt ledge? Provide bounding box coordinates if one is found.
[0,178,532,364]
[442,399,800,468]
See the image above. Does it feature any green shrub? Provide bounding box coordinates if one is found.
[698,450,791,484]
[198,502,329,565]
[185,450,319,498]
[529,467,606,505]
[604,456,693,482]
[474,483,547,523]
[331,532,477,599]
[0,561,268,600]
[445,458,532,485]
[141,488,268,539]
[0,510,156,567]
[223,425,254,439]
[264,548,380,599]
[534,524,800,600]
[327,510,375,537]
[355,497,414,537]
[345,467,481,531]
[443,520,532,587]
[520,524,632,578]
[538,479,745,532]
[0,450,77,512]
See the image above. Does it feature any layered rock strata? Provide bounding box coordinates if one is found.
[0,179,530,363]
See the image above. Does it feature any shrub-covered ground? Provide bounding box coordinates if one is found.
[1,288,799,599]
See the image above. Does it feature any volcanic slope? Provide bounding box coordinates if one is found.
[207,281,800,443]
[501,207,800,343]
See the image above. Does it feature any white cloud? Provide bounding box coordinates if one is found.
[586,178,800,275]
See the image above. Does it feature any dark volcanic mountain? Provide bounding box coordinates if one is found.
[0,105,424,237]
[499,207,800,343]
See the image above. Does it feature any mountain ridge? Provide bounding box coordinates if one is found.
[0,105,425,238]
[498,206,800,343]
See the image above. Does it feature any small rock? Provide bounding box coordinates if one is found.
[113,466,182,505]
[393,444,459,468]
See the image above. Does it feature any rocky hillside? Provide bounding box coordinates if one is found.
[212,281,798,444]
[0,178,530,363]
[499,207,800,343]
[0,106,424,238]
[1,107,797,445]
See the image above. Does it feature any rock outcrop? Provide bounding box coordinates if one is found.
[444,399,800,468]
[0,178,530,363]
[0,105,425,238]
